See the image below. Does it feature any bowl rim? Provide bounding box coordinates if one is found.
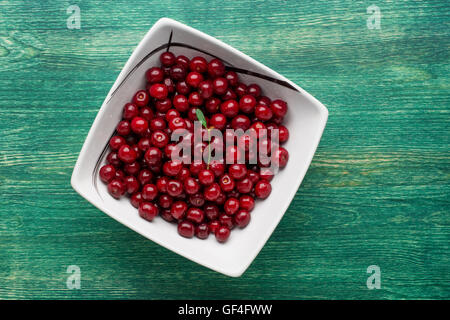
[71,17,328,277]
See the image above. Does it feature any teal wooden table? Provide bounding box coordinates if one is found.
[0,0,448,299]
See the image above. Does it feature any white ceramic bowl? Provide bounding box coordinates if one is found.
[71,18,328,277]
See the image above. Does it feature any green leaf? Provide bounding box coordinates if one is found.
[195,108,207,129]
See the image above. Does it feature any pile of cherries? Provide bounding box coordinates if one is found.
[99,51,289,243]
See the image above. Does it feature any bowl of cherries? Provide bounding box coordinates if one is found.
[71,18,328,277]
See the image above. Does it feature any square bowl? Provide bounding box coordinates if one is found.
[71,18,328,277]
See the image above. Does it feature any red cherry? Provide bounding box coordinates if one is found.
[171,201,188,219]
[139,202,159,221]
[130,192,143,208]
[131,117,148,135]
[142,183,158,201]
[219,174,235,192]
[99,164,116,183]
[220,100,239,118]
[215,226,231,243]
[239,95,257,113]
[270,99,288,118]
[195,223,210,239]
[186,207,204,224]
[145,67,164,83]
[123,103,139,120]
[208,58,226,77]
[107,179,126,199]
[204,183,221,201]
[133,90,149,107]
[234,210,251,228]
[178,220,195,238]
[186,71,204,88]
[109,135,126,151]
[118,145,137,163]
[228,164,247,180]
[160,51,176,67]
[224,197,239,215]
[198,169,215,186]
[149,83,169,100]
[239,195,255,211]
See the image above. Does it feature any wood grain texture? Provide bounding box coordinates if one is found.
[0,0,449,299]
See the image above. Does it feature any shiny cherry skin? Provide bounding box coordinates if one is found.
[142,183,158,201]
[278,125,289,143]
[133,90,149,107]
[228,164,247,180]
[209,220,221,234]
[270,99,288,118]
[234,210,251,228]
[272,147,289,168]
[215,226,231,243]
[209,161,225,177]
[124,176,140,194]
[189,56,208,73]
[158,194,173,209]
[173,94,189,112]
[176,55,190,69]
[213,77,228,95]
[118,145,137,163]
[167,179,183,197]
[189,193,205,207]
[144,147,162,165]
[177,220,195,238]
[107,179,125,199]
[225,71,239,87]
[156,176,169,193]
[224,197,239,215]
[163,160,183,177]
[239,195,255,211]
[109,135,126,151]
[204,204,220,221]
[151,130,169,148]
[198,169,215,186]
[146,67,164,83]
[255,105,273,121]
[99,164,116,183]
[254,180,272,199]
[170,201,188,219]
[220,100,239,118]
[131,117,148,135]
[195,223,209,239]
[247,83,261,97]
[139,202,159,221]
[138,169,153,185]
[186,71,204,88]
[236,177,253,194]
[205,97,221,113]
[169,64,187,81]
[123,103,139,120]
[124,161,140,176]
[219,174,235,192]
[208,58,226,77]
[198,80,214,99]
[209,113,227,131]
[239,94,257,114]
[130,192,143,208]
[186,207,204,224]
[149,83,169,100]
[204,183,221,201]
[160,51,176,67]
[183,177,200,195]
